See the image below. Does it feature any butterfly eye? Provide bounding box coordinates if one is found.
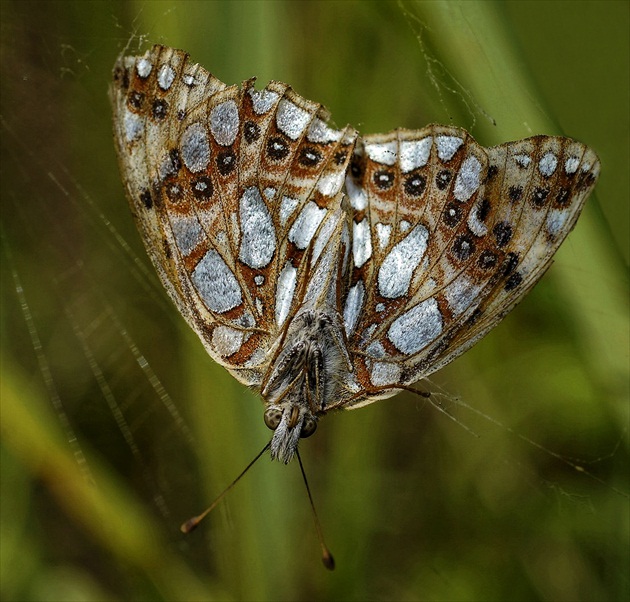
[300,416,318,438]
[264,407,283,430]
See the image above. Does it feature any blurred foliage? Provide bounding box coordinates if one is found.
[1,1,628,601]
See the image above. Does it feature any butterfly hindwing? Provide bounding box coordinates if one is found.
[335,127,599,408]
[111,45,357,387]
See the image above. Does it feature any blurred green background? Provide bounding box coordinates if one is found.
[1,1,628,600]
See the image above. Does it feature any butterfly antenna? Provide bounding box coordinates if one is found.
[181,441,271,534]
[296,450,335,570]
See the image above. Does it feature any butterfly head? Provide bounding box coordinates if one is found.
[264,403,317,463]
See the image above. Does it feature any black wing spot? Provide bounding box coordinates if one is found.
[217,150,236,176]
[436,169,452,190]
[334,150,347,165]
[502,252,519,276]
[577,171,596,191]
[114,66,130,90]
[404,174,426,197]
[350,158,364,179]
[555,187,571,207]
[504,272,523,291]
[373,170,394,190]
[298,146,322,168]
[443,203,463,228]
[452,234,475,261]
[152,99,168,120]
[508,185,523,202]
[493,221,513,248]
[477,250,498,270]
[244,121,261,144]
[165,181,183,203]
[267,136,290,161]
[466,308,483,326]
[532,187,549,208]
[191,176,213,200]
[486,165,499,182]
[140,189,153,209]
[129,91,144,109]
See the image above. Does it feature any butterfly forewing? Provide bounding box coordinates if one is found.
[111,44,599,449]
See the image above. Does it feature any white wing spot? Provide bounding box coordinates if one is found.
[365,141,398,165]
[312,210,339,265]
[136,57,152,78]
[565,156,580,174]
[388,298,443,354]
[157,64,176,90]
[370,362,402,387]
[307,118,342,143]
[400,137,433,173]
[239,187,276,269]
[249,88,279,114]
[375,223,392,250]
[366,340,385,358]
[467,200,488,237]
[436,136,463,162]
[305,245,334,301]
[378,225,429,298]
[346,176,368,210]
[210,100,240,146]
[192,250,242,314]
[288,202,326,249]
[180,122,210,173]
[513,153,532,168]
[244,347,266,368]
[123,108,144,142]
[352,218,372,268]
[539,151,558,177]
[212,325,244,357]
[280,195,299,226]
[454,155,482,202]
[444,276,481,317]
[546,208,570,237]
[317,170,345,196]
[170,215,204,256]
[343,280,365,336]
[276,99,311,140]
[275,261,297,326]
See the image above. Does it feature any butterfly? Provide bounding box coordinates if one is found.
[110,44,599,467]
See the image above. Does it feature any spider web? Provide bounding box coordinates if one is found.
[1,2,627,601]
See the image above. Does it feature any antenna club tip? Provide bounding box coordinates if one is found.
[180,518,199,534]
[322,551,335,571]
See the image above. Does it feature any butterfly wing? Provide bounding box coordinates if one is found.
[334,126,599,409]
[110,45,357,388]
